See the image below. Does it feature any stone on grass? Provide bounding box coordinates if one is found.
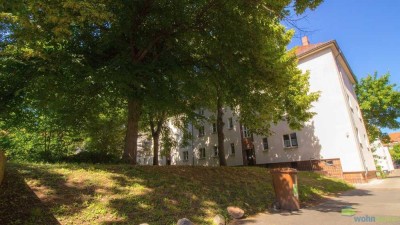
[227,206,245,219]
[177,218,194,225]
[213,214,225,225]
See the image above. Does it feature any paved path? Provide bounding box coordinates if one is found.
[236,171,400,225]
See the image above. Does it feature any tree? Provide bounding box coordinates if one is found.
[356,72,400,140]
[1,0,323,165]
[188,3,320,166]
[390,144,400,164]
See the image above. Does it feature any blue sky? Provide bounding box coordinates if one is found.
[286,0,400,134]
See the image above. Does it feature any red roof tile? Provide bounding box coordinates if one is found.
[295,42,332,56]
[389,132,400,143]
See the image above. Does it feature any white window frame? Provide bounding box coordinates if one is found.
[230,143,235,155]
[212,123,217,133]
[198,126,205,137]
[228,117,234,129]
[199,147,206,159]
[243,126,251,138]
[357,106,362,120]
[347,94,353,112]
[183,151,189,161]
[262,137,269,150]
[213,146,219,157]
[283,133,298,148]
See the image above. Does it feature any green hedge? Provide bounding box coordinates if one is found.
[0,151,5,185]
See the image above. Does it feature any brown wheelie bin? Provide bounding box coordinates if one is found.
[270,168,300,211]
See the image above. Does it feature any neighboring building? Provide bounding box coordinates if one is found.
[371,139,395,173]
[141,37,377,183]
[389,132,400,145]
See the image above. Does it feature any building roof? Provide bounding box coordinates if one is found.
[293,37,357,84]
[389,132,400,143]
[295,42,327,56]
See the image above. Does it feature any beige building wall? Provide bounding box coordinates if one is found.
[171,41,376,175]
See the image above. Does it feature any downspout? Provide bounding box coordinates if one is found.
[333,50,368,177]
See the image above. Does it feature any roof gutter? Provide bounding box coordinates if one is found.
[296,40,358,84]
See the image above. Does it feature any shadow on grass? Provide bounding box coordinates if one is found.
[11,163,276,224]
[8,163,356,224]
[0,167,60,225]
[100,166,276,224]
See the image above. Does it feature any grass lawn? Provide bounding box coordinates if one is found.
[0,162,353,225]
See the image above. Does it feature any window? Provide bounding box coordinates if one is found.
[228,117,234,129]
[199,108,204,115]
[243,126,251,138]
[347,94,353,112]
[230,143,235,155]
[290,133,298,147]
[325,160,334,166]
[183,151,189,161]
[262,137,269,150]
[212,123,217,133]
[356,106,362,119]
[356,128,361,142]
[198,126,205,137]
[199,148,206,159]
[213,146,219,157]
[283,133,298,148]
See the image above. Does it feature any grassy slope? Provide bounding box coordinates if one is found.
[1,163,353,225]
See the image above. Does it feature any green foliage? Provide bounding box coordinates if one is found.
[356,72,400,140]
[1,0,323,163]
[390,144,400,164]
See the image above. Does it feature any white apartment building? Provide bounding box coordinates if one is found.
[371,139,395,173]
[140,37,377,183]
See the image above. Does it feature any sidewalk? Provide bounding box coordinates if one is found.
[235,171,400,225]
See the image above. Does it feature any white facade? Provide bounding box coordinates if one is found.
[140,38,377,176]
[372,140,395,172]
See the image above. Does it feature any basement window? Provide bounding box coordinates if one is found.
[325,160,334,166]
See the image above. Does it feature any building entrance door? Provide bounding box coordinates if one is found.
[245,149,256,166]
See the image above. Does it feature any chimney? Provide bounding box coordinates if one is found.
[302,36,310,46]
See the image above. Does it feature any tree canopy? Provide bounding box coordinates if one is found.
[356,72,400,140]
[1,0,322,164]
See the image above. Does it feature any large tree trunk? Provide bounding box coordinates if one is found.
[150,116,164,166]
[123,98,141,164]
[152,132,160,165]
[217,95,227,166]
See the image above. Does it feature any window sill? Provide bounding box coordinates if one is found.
[284,146,298,149]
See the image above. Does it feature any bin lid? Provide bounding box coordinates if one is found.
[270,167,298,174]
